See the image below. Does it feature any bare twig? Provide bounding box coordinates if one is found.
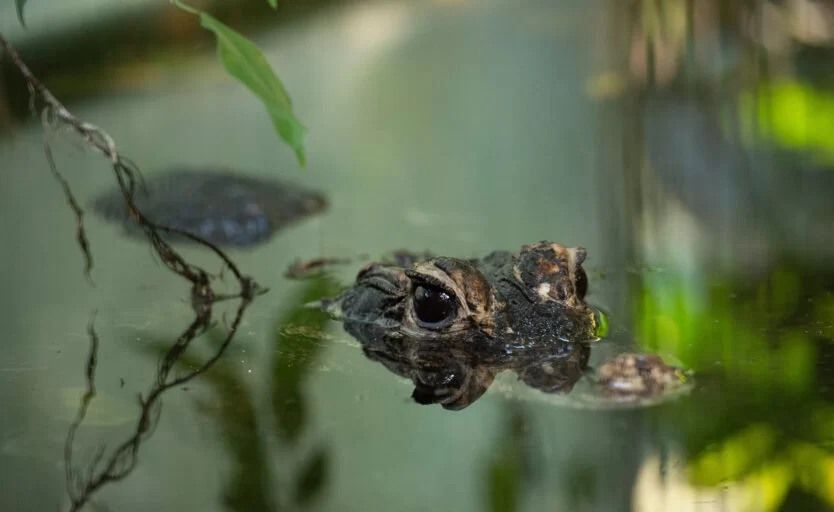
[0,33,264,512]
[0,33,249,287]
[41,112,94,282]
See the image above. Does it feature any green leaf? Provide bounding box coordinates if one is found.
[15,0,27,27]
[174,1,306,166]
[267,0,278,9]
[270,276,339,442]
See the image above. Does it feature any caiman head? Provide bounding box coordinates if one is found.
[323,241,599,345]
[319,242,600,410]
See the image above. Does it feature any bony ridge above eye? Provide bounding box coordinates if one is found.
[413,283,458,329]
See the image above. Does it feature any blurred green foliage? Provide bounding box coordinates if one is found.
[742,81,834,165]
[484,408,528,512]
[636,266,834,510]
[637,268,818,393]
[270,276,338,442]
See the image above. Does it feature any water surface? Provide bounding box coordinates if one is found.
[2,1,834,511]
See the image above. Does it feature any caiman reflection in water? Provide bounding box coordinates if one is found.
[322,242,684,409]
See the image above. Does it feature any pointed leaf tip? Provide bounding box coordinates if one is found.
[172,1,307,167]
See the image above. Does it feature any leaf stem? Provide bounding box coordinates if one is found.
[170,0,200,16]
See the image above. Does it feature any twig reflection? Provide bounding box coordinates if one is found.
[135,276,338,511]
[64,313,100,505]
[63,284,258,512]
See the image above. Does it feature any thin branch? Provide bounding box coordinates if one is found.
[41,112,94,282]
[0,33,264,512]
[0,33,249,286]
[64,313,100,503]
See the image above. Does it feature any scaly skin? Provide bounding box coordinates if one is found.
[323,242,599,409]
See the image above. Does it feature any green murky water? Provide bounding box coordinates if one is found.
[2,0,834,510]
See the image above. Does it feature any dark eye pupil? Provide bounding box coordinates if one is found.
[413,285,456,326]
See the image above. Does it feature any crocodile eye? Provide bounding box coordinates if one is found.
[574,267,588,300]
[413,284,457,329]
